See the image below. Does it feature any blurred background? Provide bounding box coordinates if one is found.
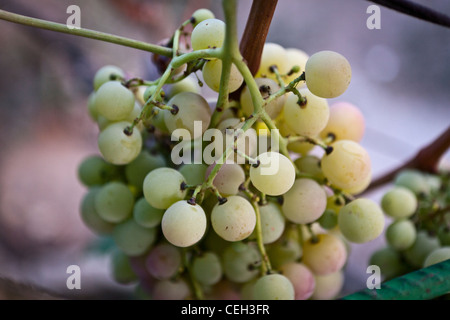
[0,0,449,299]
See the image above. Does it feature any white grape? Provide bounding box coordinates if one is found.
[202,59,243,93]
[93,65,124,91]
[320,102,365,142]
[191,18,225,52]
[253,274,295,300]
[94,81,135,121]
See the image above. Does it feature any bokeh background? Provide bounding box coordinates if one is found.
[0,0,449,299]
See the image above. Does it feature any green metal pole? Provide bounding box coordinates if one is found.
[342,259,450,300]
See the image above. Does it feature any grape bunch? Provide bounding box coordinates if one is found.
[78,7,385,300]
[370,169,450,282]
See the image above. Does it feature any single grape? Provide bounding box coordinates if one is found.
[162,200,207,247]
[423,247,450,267]
[266,227,303,269]
[381,187,418,219]
[385,219,417,251]
[321,140,371,191]
[87,92,98,121]
[240,78,285,119]
[98,121,142,165]
[305,50,351,98]
[318,209,338,230]
[143,167,187,210]
[222,242,260,283]
[338,198,385,243]
[302,233,347,276]
[202,59,243,93]
[205,163,245,196]
[279,262,315,300]
[284,48,309,84]
[80,188,115,235]
[282,178,327,224]
[252,273,295,300]
[191,18,225,52]
[166,76,201,99]
[113,219,157,256]
[319,102,365,142]
[255,42,289,81]
[125,150,166,189]
[94,181,134,223]
[250,152,296,196]
[403,231,441,268]
[145,242,182,280]
[152,278,191,300]
[191,8,215,27]
[110,249,138,284]
[369,247,409,281]
[93,65,125,91]
[164,92,211,140]
[94,81,135,121]
[287,139,315,156]
[77,155,120,187]
[294,155,325,182]
[179,163,209,186]
[211,196,256,242]
[133,197,164,228]
[394,169,430,195]
[283,89,330,137]
[311,270,344,300]
[252,202,286,244]
[192,251,223,286]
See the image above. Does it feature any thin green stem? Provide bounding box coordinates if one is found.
[251,200,272,275]
[0,9,173,56]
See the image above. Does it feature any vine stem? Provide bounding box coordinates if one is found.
[251,200,272,275]
[0,9,173,56]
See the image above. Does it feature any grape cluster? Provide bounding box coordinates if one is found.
[370,169,450,281]
[78,7,384,300]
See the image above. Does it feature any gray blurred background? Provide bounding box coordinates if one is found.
[0,0,449,299]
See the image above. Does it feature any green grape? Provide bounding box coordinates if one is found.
[394,169,430,195]
[305,50,351,99]
[164,92,211,140]
[125,150,166,189]
[403,231,441,268]
[321,140,371,191]
[152,278,191,300]
[167,76,201,99]
[338,198,385,243]
[222,242,260,283]
[143,167,187,210]
[211,195,256,242]
[282,178,327,224]
[77,155,120,187]
[94,181,134,223]
[294,155,325,182]
[80,188,115,235]
[202,59,243,93]
[192,252,223,286]
[438,227,450,246]
[381,187,418,219]
[326,194,345,214]
[143,85,165,103]
[145,243,181,280]
[87,92,98,121]
[161,200,207,247]
[133,197,164,228]
[311,270,344,300]
[240,78,285,119]
[385,219,417,251]
[110,249,138,284]
[206,163,245,196]
[179,163,208,186]
[318,209,338,230]
[240,279,257,300]
[191,8,215,27]
[302,233,347,276]
[113,219,157,256]
[369,247,409,281]
[255,42,289,81]
[93,65,125,91]
[423,247,450,267]
[256,202,286,244]
[252,274,295,300]
[279,262,315,300]
[283,89,330,137]
[98,121,142,165]
[287,139,315,156]
[191,18,225,52]
[150,108,170,133]
[424,174,442,193]
[266,226,302,269]
[249,152,296,196]
[284,48,309,84]
[319,102,365,142]
[94,81,135,121]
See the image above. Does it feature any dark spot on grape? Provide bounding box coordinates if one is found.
[251,160,261,168]
[219,197,228,205]
[325,146,334,155]
[123,127,133,136]
[171,104,179,115]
